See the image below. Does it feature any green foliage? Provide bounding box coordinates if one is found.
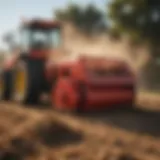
[55,4,82,24]
[55,3,106,34]
[108,0,160,89]
[108,0,160,44]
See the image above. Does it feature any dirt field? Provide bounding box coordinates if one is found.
[0,93,160,160]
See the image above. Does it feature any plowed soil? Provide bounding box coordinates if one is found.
[0,99,159,160]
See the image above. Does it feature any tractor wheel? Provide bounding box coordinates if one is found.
[12,60,44,105]
[52,78,79,112]
[0,70,14,101]
[0,72,4,100]
[12,62,28,103]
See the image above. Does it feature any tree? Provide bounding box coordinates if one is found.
[55,3,106,34]
[108,0,160,90]
[109,0,160,53]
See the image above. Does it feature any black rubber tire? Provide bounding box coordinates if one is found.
[1,70,14,101]
[22,59,46,105]
[1,59,47,105]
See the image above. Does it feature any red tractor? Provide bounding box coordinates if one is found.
[0,19,136,112]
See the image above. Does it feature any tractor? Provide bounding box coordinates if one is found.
[0,18,136,112]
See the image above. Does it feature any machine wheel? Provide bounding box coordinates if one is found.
[12,62,28,103]
[0,73,4,100]
[0,70,14,101]
[52,78,79,112]
[12,60,45,105]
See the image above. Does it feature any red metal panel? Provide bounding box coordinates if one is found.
[29,50,49,59]
[23,19,61,29]
[52,78,78,111]
[51,58,135,112]
[85,90,134,110]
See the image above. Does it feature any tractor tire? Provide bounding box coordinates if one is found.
[13,60,46,105]
[0,72,4,100]
[0,70,14,101]
[12,62,28,103]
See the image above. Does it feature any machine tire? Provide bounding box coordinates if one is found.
[13,60,46,105]
[12,62,27,103]
[0,70,14,101]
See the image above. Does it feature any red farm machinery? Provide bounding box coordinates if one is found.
[0,19,136,112]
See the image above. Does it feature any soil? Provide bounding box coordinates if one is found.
[0,101,159,160]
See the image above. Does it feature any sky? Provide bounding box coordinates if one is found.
[0,0,108,50]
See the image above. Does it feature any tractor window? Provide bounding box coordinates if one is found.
[21,27,61,49]
[33,31,47,42]
[50,28,61,48]
[31,30,49,49]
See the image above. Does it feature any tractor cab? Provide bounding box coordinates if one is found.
[20,19,62,59]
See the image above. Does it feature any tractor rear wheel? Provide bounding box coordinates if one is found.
[0,72,4,100]
[12,60,44,105]
[0,70,14,101]
[12,62,28,103]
